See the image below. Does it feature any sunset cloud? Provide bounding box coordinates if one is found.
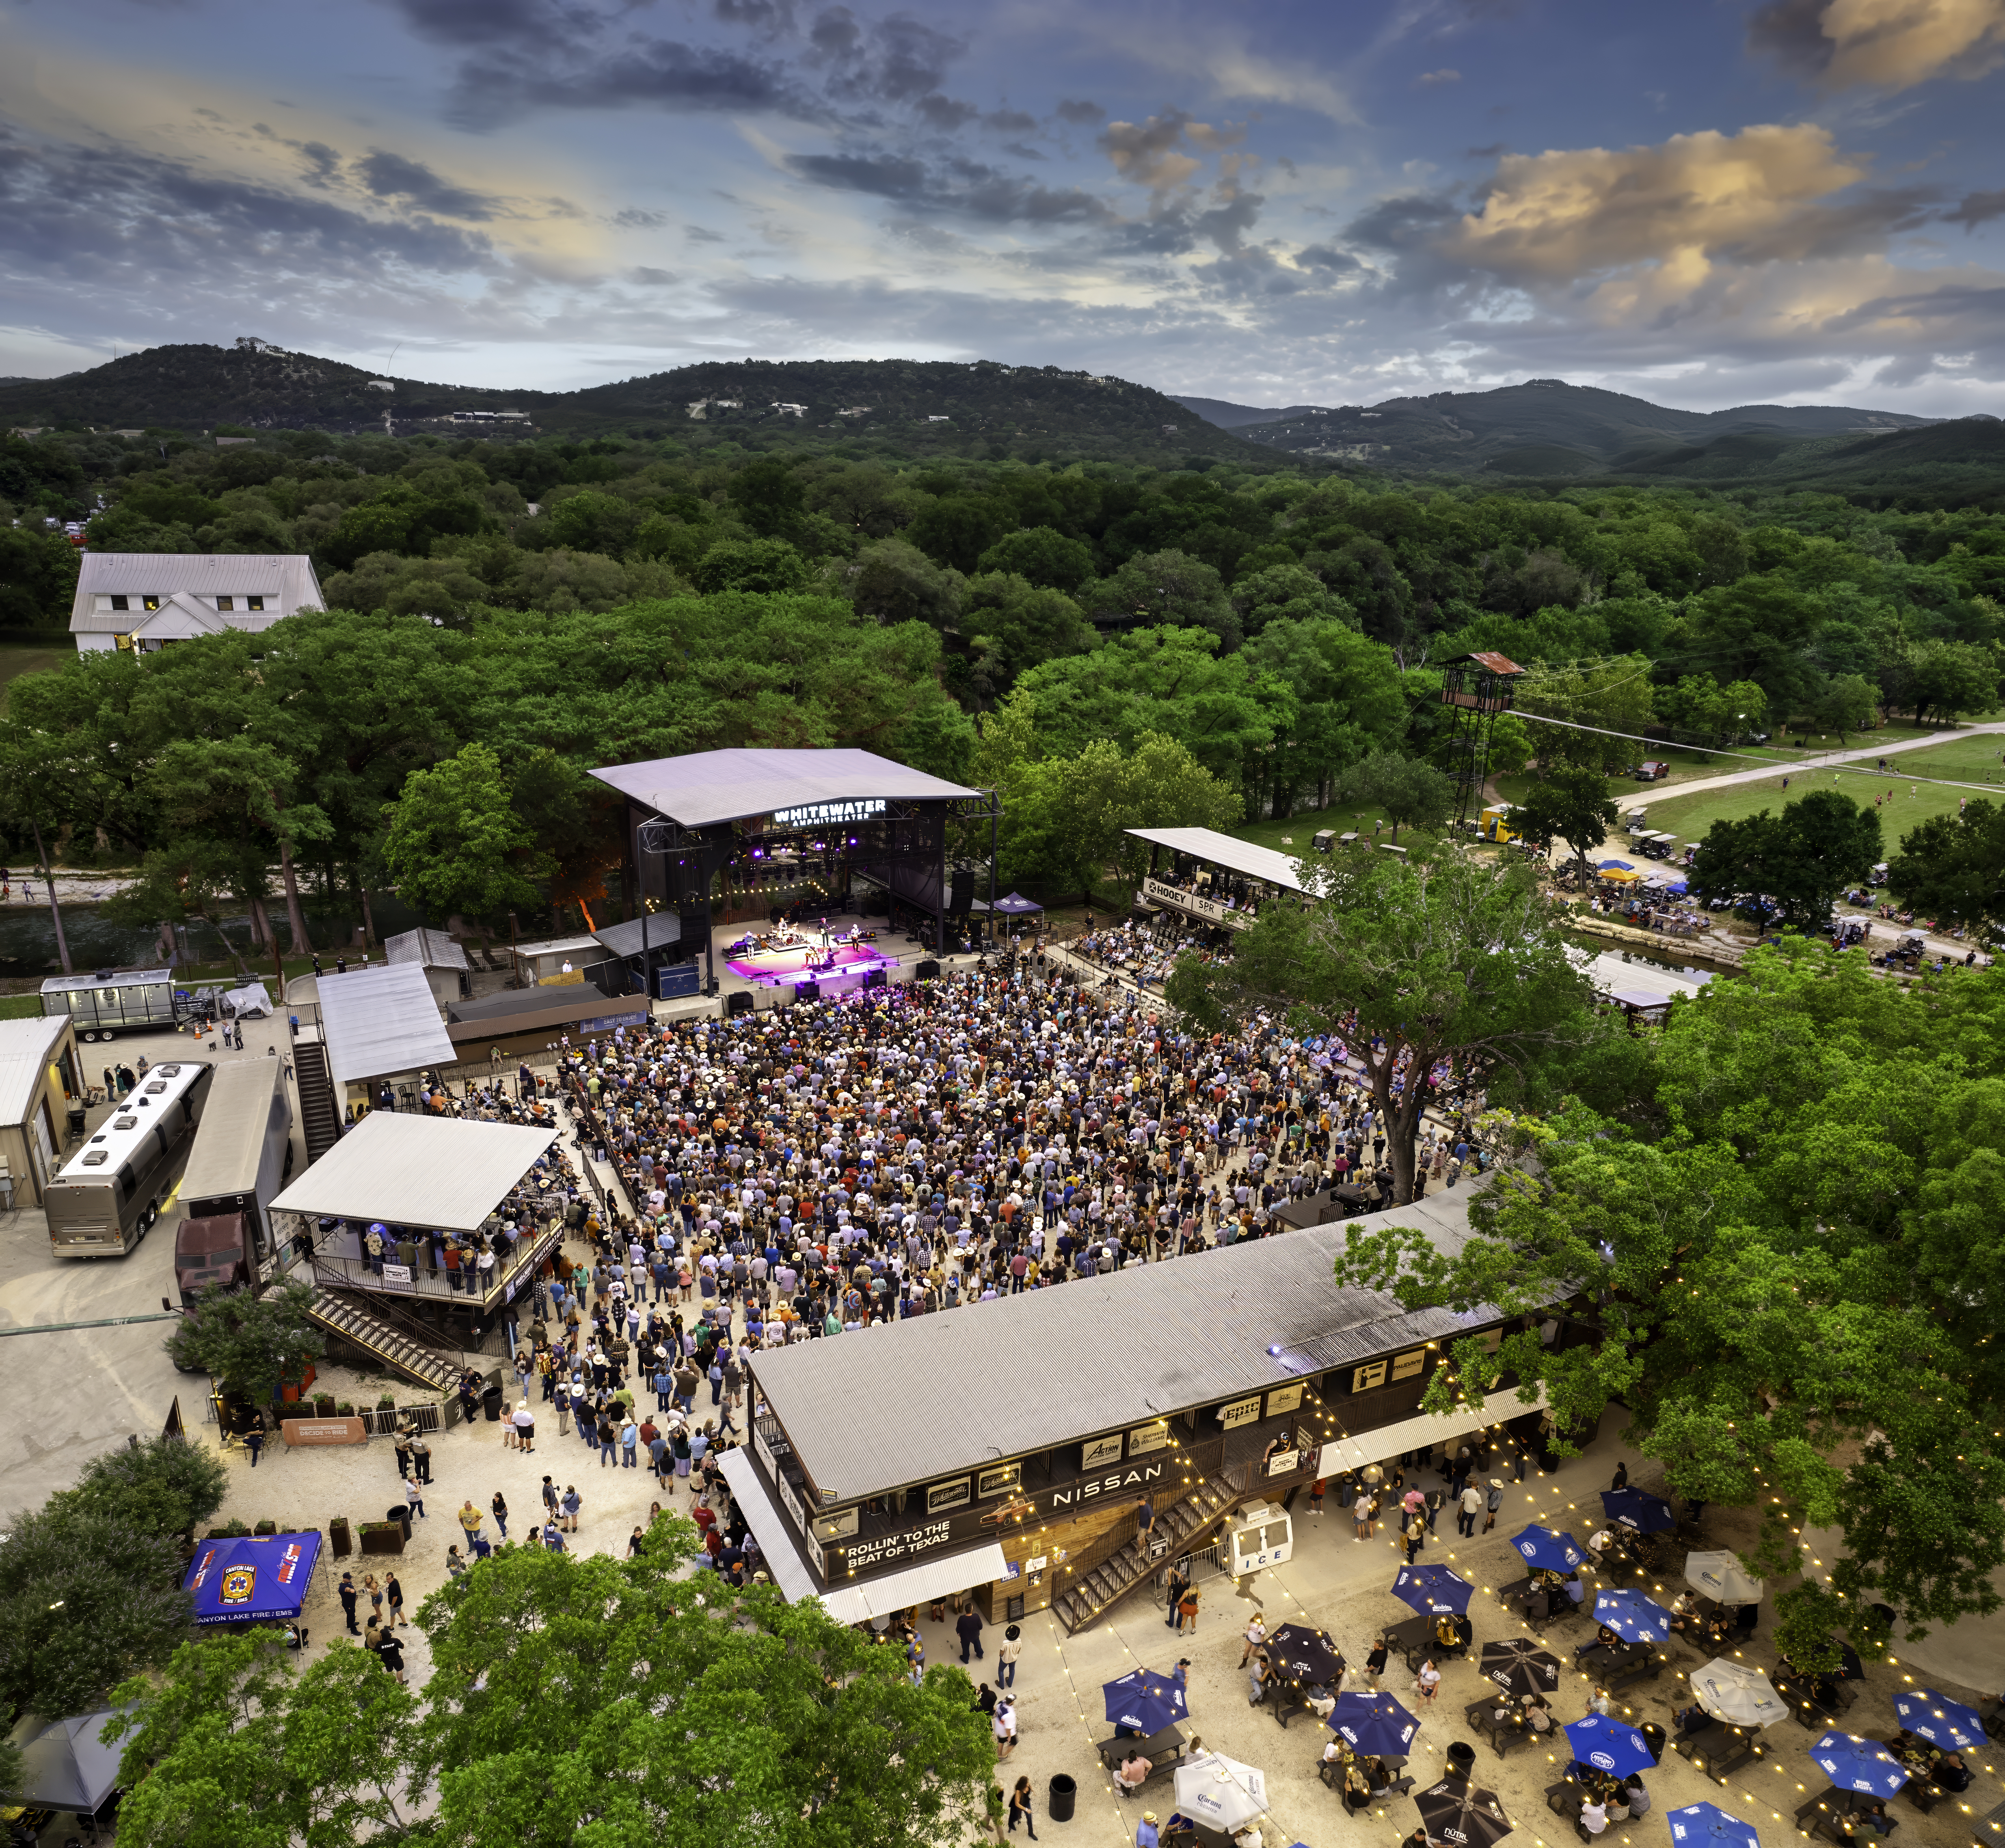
[1750,0,2005,90]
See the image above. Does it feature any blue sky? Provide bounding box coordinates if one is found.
[3,0,2004,413]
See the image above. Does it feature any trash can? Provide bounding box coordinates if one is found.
[1640,1722,1666,1764]
[1048,1774,1076,1823]
[329,1516,352,1558]
[482,1384,505,1423]
[387,1504,412,1538]
[1446,1742,1476,1780]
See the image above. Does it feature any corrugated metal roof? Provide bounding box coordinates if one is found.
[1126,826,1309,894]
[317,963,456,1085]
[0,1015,70,1126]
[590,913,683,958]
[179,1059,285,1202]
[591,747,977,827]
[71,554,324,633]
[269,1111,556,1232]
[750,1192,1504,1503]
[384,928,471,971]
[129,594,228,640]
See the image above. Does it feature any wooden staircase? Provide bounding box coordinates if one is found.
[294,1038,341,1166]
[302,1285,461,1394]
[1053,1464,1254,1634]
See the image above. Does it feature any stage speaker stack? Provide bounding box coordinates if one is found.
[794,980,819,1002]
[948,867,974,915]
[916,959,940,981]
[724,991,753,1017]
[862,969,888,990]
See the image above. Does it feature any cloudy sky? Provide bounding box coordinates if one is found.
[4,0,2005,413]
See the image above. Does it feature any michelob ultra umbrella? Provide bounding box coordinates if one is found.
[1101,1668,1188,1735]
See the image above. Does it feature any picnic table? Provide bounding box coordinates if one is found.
[1098,1722,1188,1782]
[1384,1613,1434,1671]
[1676,1721,1765,1784]
[1465,1698,1541,1760]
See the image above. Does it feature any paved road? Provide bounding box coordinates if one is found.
[1616,720,2005,814]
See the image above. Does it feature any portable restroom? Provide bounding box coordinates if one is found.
[1480,804,1518,843]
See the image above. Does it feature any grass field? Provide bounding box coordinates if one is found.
[0,640,69,714]
[0,992,43,1019]
[1626,732,2005,859]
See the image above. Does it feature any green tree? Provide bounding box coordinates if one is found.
[0,722,78,971]
[1231,561,1357,639]
[167,1280,326,1401]
[1507,764,1618,872]
[108,1629,420,1846]
[407,1525,995,1848]
[1335,944,2005,1657]
[1885,799,2005,941]
[907,493,1012,574]
[0,1503,192,1721]
[1094,548,1238,646]
[848,538,963,628]
[1240,620,1404,813]
[1688,790,1881,932]
[538,489,642,556]
[1810,671,1878,742]
[724,454,806,537]
[0,523,83,628]
[382,741,551,925]
[1166,842,1592,1202]
[1339,749,1454,842]
[52,1435,229,1541]
[691,538,810,596]
[975,525,1094,593]
[959,572,1091,688]
[1655,674,1769,753]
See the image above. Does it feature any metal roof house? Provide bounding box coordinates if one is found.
[70,554,324,653]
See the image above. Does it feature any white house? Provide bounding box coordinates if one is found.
[69,553,325,653]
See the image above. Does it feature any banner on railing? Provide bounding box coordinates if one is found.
[1143,879,1252,931]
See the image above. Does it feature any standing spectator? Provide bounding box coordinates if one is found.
[957,1602,986,1663]
[1456,1481,1484,1537]
[338,1571,360,1635]
[404,1474,426,1521]
[385,1572,406,1627]
[1484,1478,1504,1533]
[1007,1775,1037,1838]
[491,1490,509,1538]
[997,1623,1022,1688]
[1239,1614,1267,1668]
[1164,1558,1191,1628]
[992,1695,1018,1759]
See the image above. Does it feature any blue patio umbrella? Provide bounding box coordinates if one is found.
[1667,1802,1762,1848]
[1329,1691,1422,1757]
[1600,1487,1676,1533]
[1509,1524,1587,1572]
[1390,1562,1474,1615]
[1810,1732,1909,1798]
[1102,1668,1188,1735]
[1564,1713,1655,1778]
[1891,1689,1984,1751]
[1592,1588,1672,1643]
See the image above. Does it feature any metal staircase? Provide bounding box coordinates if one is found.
[294,1038,341,1167]
[1053,1464,1254,1634]
[302,1285,460,1394]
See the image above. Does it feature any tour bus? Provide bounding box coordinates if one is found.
[174,1060,294,1298]
[45,1060,213,1256]
[41,968,181,1042]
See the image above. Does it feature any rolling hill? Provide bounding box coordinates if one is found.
[1179,378,1936,473]
[0,345,1262,459]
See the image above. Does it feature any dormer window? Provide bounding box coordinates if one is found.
[216,595,234,611]
[110,594,129,611]
[142,596,161,611]
[246,595,265,611]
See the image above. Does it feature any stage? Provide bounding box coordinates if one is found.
[722,934,898,991]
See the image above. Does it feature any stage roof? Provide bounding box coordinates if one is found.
[271,1112,556,1232]
[1126,826,1310,894]
[591,748,978,828]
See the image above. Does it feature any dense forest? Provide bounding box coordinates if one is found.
[3,400,2003,938]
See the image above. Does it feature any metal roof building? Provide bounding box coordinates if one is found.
[591,747,978,829]
[70,553,324,652]
[1125,826,1310,895]
[316,964,455,1087]
[270,1112,556,1233]
[750,1200,1493,1505]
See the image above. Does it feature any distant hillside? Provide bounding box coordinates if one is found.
[1170,394,1333,428]
[1177,378,1936,473]
[0,345,1263,459]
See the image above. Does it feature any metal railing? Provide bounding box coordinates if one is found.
[309,1225,560,1310]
